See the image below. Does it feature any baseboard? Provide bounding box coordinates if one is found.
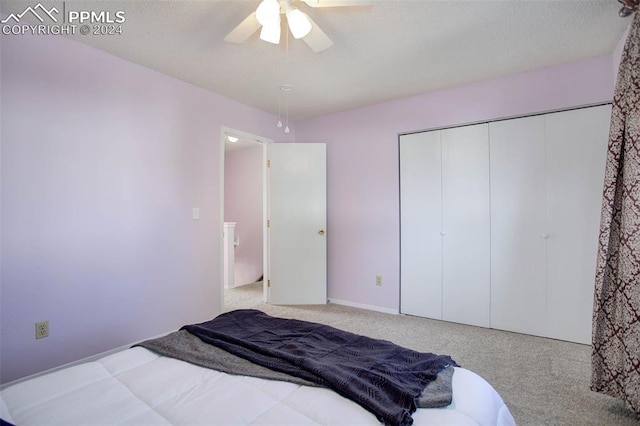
[0,331,172,390]
[328,298,399,315]
[1,303,398,389]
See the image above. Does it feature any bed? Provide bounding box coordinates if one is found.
[1,310,515,426]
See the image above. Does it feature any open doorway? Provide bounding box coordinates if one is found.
[221,127,271,311]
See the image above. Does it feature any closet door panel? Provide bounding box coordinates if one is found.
[400,132,443,319]
[545,105,611,344]
[441,124,491,327]
[489,116,547,336]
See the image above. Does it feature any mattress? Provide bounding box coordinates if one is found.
[1,346,515,425]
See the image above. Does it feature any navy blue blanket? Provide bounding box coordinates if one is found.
[182,309,458,426]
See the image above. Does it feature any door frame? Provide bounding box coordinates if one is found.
[219,126,272,312]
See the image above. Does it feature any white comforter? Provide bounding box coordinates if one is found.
[1,347,515,425]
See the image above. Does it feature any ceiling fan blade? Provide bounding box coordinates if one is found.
[302,13,333,53]
[302,0,372,7]
[224,12,261,44]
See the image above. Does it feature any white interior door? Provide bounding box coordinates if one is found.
[545,105,611,344]
[489,116,547,337]
[268,143,327,305]
[400,131,443,319]
[440,124,491,328]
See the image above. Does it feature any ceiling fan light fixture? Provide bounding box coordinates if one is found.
[286,8,312,39]
[260,21,281,44]
[255,0,280,26]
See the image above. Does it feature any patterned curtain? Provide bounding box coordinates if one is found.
[591,7,640,416]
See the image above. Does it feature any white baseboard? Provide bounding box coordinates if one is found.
[0,331,172,390]
[328,298,399,315]
[1,303,397,389]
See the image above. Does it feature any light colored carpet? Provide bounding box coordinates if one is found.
[224,282,640,426]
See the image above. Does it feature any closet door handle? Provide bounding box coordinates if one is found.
[440,231,447,236]
[541,233,549,239]
[318,229,325,236]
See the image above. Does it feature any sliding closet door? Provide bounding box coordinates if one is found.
[489,116,547,336]
[545,105,611,344]
[400,131,443,319]
[441,124,491,327]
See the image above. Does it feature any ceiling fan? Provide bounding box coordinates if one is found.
[224,0,370,53]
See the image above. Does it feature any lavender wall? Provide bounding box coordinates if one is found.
[0,27,620,384]
[0,33,281,383]
[224,145,264,286]
[294,56,616,312]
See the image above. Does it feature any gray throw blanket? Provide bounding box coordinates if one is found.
[136,329,318,387]
[137,329,454,407]
[180,309,458,426]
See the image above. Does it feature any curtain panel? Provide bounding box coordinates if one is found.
[591,12,640,416]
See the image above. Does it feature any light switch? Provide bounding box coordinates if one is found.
[192,208,200,220]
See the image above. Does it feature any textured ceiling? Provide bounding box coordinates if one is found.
[1,0,632,122]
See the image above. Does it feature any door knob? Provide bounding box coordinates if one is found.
[318,229,325,235]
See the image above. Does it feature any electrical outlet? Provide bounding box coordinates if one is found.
[376,275,383,286]
[35,320,49,339]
